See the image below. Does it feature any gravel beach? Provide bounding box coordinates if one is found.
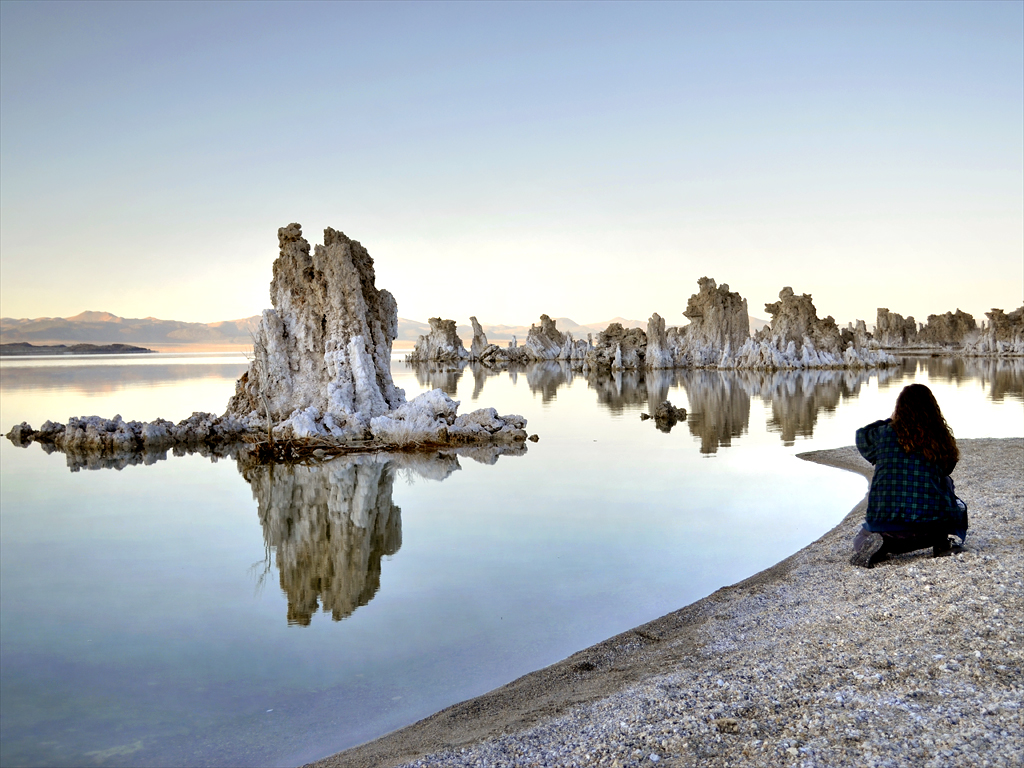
[310,437,1023,768]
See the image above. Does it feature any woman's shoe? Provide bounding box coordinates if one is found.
[933,538,963,558]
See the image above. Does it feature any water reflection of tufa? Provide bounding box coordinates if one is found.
[679,370,752,453]
[242,445,526,626]
[906,356,1024,402]
[411,361,467,398]
[5,425,246,472]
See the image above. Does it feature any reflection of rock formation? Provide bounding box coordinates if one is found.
[977,358,1024,402]
[245,456,403,625]
[909,356,1024,403]
[679,371,751,454]
[411,361,466,397]
[406,317,469,363]
[526,362,576,404]
[755,370,872,446]
[677,368,880,452]
[644,368,681,412]
[586,369,650,414]
[242,447,525,625]
[468,362,506,402]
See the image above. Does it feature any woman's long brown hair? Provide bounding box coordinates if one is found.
[891,383,959,474]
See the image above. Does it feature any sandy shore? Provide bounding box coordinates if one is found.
[308,438,1023,768]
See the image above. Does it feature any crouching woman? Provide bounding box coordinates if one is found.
[851,383,968,568]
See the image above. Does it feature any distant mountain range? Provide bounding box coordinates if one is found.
[0,311,261,347]
[0,311,768,349]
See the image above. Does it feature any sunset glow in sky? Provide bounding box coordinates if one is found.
[1,1,1021,328]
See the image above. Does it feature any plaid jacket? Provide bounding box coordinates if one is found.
[856,419,966,534]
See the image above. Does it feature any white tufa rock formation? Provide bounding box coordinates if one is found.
[225,224,526,444]
[523,314,566,360]
[876,308,919,347]
[227,224,405,435]
[405,317,470,363]
[6,225,531,456]
[918,309,977,346]
[644,279,750,368]
[468,316,492,359]
[729,287,894,369]
[586,322,647,370]
[466,314,592,367]
[642,279,892,371]
[674,278,750,366]
[963,306,1024,356]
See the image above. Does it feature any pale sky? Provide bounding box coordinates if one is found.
[1,1,1021,328]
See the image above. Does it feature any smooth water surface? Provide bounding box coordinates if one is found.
[1,353,1021,767]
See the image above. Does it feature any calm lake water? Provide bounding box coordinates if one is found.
[1,353,1021,767]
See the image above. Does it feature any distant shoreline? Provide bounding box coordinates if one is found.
[0,342,156,357]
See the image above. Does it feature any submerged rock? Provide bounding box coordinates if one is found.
[648,400,687,433]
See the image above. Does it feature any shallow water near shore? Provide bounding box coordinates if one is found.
[0,354,1021,767]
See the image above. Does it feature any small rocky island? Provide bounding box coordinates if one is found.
[6,224,530,464]
[0,342,155,356]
